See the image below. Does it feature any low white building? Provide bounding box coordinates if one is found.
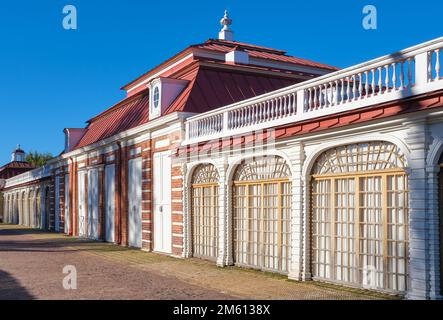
[2,13,443,299]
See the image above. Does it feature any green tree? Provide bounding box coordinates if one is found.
[25,151,53,167]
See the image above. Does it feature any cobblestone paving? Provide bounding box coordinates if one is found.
[0,224,400,300]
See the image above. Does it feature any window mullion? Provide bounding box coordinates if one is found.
[355,177,361,284]
[382,174,389,290]
[331,178,336,280]
[278,182,283,271]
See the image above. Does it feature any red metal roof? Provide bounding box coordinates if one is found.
[72,38,339,150]
[0,161,34,171]
[122,39,338,92]
[0,161,35,180]
[75,92,150,149]
[74,62,300,149]
[166,65,297,114]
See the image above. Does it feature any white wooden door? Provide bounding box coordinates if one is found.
[78,171,86,237]
[55,176,60,232]
[64,174,70,234]
[153,151,172,254]
[87,169,99,240]
[128,158,142,248]
[105,165,116,243]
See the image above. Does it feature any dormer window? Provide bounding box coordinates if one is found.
[153,86,160,109]
[149,77,189,120]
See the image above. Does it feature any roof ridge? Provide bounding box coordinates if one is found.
[205,39,287,55]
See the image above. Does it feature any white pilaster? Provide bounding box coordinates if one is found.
[287,143,306,281]
[182,163,192,259]
[405,120,431,300]
[216,161,231,267]
[426,164,443,299]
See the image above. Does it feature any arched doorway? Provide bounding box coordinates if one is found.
[310,141,409,293]
[232,156,292,273]
[191,164,220,261]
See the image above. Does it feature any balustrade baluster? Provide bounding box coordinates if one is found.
[322,84,327,108]
[385,65,389,92]
[334,80,339,105]
[308,88,312,110]
[364,71,369,98]
[407,58,413,87]
[436,49,440,81]
[352,75,357,100]
[340,79,345,104]
[400,61,405,89]
[371,69,375,95]
[377,67,382,94]
[391,63,396,91]
[256,104,261,123]
[284,95,288,115]
[358,73,363,99]
[346,77,351,102]
[313,87,318,109]
[233,110,238,128]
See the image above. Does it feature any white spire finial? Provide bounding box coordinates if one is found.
[219,10,234,41]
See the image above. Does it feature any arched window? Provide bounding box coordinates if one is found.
[311,141,408,293]
[233,156,292,273]
[191,164,219,261]
[312,141,407,175]
[234,156,291,181]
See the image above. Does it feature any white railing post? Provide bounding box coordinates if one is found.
[223,111,229,133]
[185,122,190,141]
[415,52,430,88]
[296,89,305,115]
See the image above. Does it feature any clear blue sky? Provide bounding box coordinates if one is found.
[0,0,441,164]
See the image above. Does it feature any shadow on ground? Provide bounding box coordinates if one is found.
[0,269,35,300]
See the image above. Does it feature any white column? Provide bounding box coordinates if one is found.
[287,143,306,280]
[405,120,431,299]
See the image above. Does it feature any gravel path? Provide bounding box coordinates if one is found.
[0,224,396,300]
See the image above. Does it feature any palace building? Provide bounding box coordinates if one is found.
[1,12,443,299]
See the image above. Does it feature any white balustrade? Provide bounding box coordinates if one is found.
[4,165,52,189]
[182,37,443,144]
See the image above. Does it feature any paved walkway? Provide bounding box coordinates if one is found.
[0,224,398,300]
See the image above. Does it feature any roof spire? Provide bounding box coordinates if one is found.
[219,10,234,41]
[11,144,25,162]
